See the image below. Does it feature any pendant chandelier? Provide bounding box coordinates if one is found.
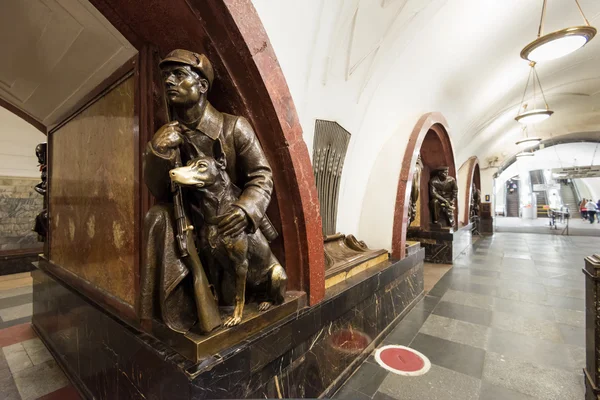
[515,125,542,147]
[521,0,596,62]
[516,150,536,158]
[515,62,553,124]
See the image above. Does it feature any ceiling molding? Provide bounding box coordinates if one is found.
[0,0,136,127]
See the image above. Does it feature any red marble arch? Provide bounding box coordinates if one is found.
[90,0,325,304]
[391,112,456,260]
[459,156,481,226]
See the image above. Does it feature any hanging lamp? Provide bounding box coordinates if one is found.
[515,125,542,147]
[515,62,554,124]
[521,0,596,62]
[516,150,536,158]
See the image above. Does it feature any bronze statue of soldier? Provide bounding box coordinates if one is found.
[471,184,481,220]
[140,49,284,334]
[429,167,458,228]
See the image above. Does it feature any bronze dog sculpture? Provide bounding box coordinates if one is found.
[169,141,287,327]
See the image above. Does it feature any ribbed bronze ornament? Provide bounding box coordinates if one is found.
[312,120,351,236]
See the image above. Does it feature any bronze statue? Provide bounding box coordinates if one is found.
[429,167,458,228]
[33,143,48,241]
[141,49,283,334]
[409,156,423,226]
[169,140,286,326]
[470,184,481,220]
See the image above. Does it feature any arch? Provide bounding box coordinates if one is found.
[494,132,600,177]
[89,0,325,304]
[391,112,456,259]
[0,98,46,134]
[458,156,481,226]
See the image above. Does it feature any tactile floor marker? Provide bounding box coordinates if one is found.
[374,345,431,376]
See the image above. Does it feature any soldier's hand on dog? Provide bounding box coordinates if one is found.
[152,121,183,154]
[218,207,248,237]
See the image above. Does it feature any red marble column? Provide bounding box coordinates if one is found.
[459,156,481,226]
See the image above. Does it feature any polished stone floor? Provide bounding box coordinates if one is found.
[496,216,600,236]
[334,232,597,400]
[0,232,596,399]
[0,272,78,400]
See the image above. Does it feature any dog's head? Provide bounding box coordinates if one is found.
[169,140,226,189]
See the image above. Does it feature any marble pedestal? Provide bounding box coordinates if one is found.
[479,217,493,235]
[0,251,39,276]
[584,254,600,400]
[32,249,424,399]
[407,223,473,264]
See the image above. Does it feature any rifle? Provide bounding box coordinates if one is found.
[171,148,193,257]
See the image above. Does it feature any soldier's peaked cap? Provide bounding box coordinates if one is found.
[159,49,214,88]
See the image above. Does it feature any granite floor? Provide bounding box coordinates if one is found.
[0,232,596,399]
[334,232,597,400]
[0,272,79,400]
[496,216,600,236]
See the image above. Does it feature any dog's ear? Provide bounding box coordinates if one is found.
[213,139,227,170]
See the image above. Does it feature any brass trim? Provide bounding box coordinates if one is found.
[520,26,597,61]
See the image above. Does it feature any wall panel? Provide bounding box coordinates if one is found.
[49,76,136,307]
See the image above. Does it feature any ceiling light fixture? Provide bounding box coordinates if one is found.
[516,151,536,158]
[515,62,553,124]
[521,0,596,62]
[515,125,542,147]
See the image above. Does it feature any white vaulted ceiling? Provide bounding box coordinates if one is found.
[252,0,600,250]
[0,0,136,128]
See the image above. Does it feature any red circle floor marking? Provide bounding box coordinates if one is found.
[374,345,431,376]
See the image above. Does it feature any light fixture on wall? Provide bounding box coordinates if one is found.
[521,0,596,62]
[515,125,542,147]
[515,62,553,124]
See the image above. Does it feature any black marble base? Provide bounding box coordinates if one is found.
[0,252,39,276]
[32,249,424,399]
[407,224,473,264]
[584,254,600,400]
[480,217,493,235]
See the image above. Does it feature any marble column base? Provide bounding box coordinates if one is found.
[584,254,600,400]
[32,249,424,399]
[479,217,493,235]
[0,252,38,276]
[407,223,473,264]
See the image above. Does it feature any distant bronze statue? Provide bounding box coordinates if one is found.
[429,167,458,228]
[141,49,284,334]
[33,143,48,241]
[470,184,481,220]
[409,156,423,226]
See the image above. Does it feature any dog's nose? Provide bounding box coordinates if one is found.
[170,171,176,176]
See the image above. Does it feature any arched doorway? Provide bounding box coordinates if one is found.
[391,112,456,259]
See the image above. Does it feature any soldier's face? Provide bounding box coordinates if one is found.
[439,170,448,180]
[162,65,208,106]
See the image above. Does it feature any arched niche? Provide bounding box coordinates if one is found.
[458,156,481,226]
[391,112,456,259]
[89,0,325,304]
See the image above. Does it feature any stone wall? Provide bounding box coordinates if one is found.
[0,176,43,251]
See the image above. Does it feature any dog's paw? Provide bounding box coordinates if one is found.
[224,315,242,327]
[258,302,272,312]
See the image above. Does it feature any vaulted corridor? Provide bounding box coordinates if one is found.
[335,233,596,400]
